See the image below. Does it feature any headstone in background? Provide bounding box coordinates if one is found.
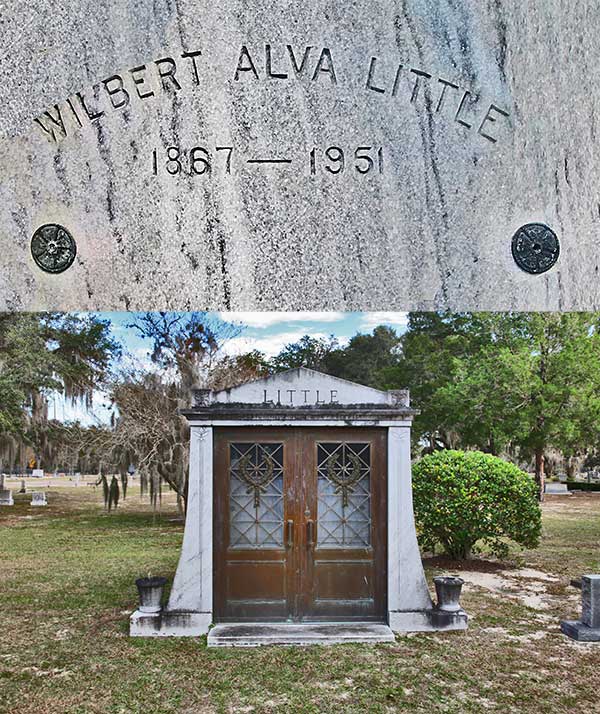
[32,469,44,478]
[561,575,600,642]
[581,576,600,629]
[30,492,48,507]
[545,483,571,495]
[0,490,14,506]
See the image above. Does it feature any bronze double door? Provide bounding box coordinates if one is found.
[214,427,387,622]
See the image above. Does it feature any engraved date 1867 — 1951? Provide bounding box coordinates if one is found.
[150,145,385,177]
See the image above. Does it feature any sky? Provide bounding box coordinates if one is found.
[50,312,408,425]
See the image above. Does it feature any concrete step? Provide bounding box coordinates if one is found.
[207,622,395,647]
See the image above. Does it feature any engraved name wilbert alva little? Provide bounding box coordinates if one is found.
[24,42,560,284]
[35,45,509,151]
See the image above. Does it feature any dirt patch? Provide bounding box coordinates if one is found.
[459,571,514,592]
[509,568,560,582]
[459,566,579,613]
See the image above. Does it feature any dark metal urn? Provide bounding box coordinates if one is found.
[434,576,465,612]
[135,576,168,614]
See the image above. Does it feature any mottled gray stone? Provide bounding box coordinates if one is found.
[30,491,48,506]
[0,490,14,506]
[581,575,600,629]
[207,622,396,647]
[560,574,600,642]
[560,620,600,642]
[130,609,212,637]
[389,609,468,632]
[1,1,600,311]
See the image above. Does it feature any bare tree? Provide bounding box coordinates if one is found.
[128,312,241,390]
[53,314,267,511]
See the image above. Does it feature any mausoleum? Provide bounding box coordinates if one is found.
[130,368,467,645]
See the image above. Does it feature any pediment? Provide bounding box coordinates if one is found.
[210,368,400,407]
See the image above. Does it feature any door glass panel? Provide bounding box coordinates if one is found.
[229,443,284,549]
[316,442,371,548]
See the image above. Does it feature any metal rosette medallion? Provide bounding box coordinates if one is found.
[30,224,77,274]
[511,223,560,275]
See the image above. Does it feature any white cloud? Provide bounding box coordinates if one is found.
[358,312,409,332]
[50,391,114,427]
[218,312,346,328]
[116,347,156,373]
[222,331,330,358]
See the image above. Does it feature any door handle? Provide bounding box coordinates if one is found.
[306,519,316,547]
[285,520,294,547]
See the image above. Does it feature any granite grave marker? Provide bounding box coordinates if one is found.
[0,2,599,312]
[31,492,48,507]
[0,490,14,506]
[561,575,600,642]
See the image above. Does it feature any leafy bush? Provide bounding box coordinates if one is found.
[566,481,600,492]
[412,450,541,559]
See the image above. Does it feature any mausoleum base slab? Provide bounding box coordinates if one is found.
[389,609,468,632]
[207,623,396,647]
[129,610,211,637]
[560,620,600,642]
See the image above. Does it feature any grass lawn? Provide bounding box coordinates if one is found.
[0,486,599,714]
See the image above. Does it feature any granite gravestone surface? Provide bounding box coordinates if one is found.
[0,476,12,505]
[544,483,571,495]
[30,492,48,507]
[561,575,600,642]
[0,1,599,312]
[0,490,14,506]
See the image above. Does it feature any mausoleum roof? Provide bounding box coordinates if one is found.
[182,367,417,421]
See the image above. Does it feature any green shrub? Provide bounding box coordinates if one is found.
[412,450,541,560]
[566,481,600,492]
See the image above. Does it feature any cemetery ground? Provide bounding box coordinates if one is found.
[0,488,599,714]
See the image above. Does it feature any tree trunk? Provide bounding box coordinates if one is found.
[182,474,189,516]
[429,434,435,453]
[535,449,545,502]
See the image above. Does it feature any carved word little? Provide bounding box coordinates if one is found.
[365,56,509,143]
[263,389,339,405]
